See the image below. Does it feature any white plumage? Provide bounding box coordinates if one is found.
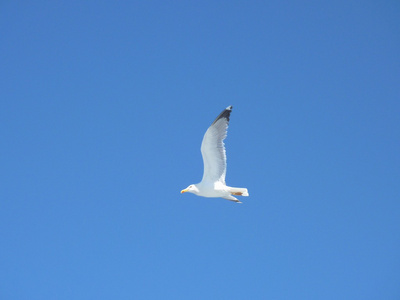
[181,106,249,203]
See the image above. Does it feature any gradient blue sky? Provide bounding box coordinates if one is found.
[1,1,399,299]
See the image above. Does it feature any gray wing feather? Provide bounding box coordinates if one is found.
[200,106,232,183]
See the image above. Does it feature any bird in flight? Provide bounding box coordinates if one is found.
[181,106,249,203]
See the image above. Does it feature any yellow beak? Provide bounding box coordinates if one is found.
[181,189,188,193]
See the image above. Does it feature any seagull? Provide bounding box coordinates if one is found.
[181,106,249,203]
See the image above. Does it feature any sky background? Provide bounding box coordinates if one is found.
[1,1,399,299]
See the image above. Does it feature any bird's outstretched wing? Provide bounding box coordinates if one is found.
[200,106,232,184]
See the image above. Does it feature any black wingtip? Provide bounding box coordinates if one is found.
[211,105,233,125]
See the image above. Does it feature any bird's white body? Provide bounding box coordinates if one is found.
[196,181,228,198]
[181,106,249,203]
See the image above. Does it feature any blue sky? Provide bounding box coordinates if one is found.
[1,1,399,299]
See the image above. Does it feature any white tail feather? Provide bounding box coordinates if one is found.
[228,187,249,197]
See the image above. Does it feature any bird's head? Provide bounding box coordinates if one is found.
[181,184,199,195]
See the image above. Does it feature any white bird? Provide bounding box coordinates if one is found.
[181,105,249,203]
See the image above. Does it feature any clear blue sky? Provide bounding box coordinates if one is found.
[1,1,399,299]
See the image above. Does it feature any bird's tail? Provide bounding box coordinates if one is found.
[228,187,249,197]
